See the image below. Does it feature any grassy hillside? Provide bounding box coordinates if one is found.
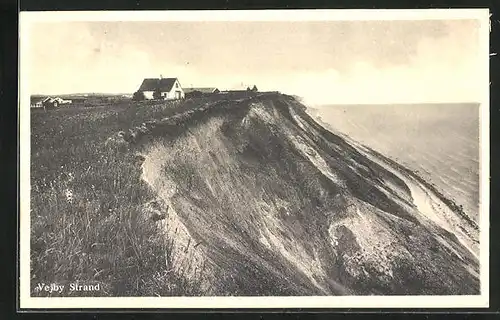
[30,99,214,296]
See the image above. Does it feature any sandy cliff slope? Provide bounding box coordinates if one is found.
[112,93,480,296]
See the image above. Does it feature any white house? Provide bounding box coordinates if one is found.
[137,77,185,100]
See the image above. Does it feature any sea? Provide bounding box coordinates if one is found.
[307,103,481,223]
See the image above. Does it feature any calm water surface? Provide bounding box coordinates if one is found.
[308,103,480,222]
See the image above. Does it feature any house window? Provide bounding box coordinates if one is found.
[176,83,179,88]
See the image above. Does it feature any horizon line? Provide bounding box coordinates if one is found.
[29,92,481,106]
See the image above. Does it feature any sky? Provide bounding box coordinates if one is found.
[26,19,483,105]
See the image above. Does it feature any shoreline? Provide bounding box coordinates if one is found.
[348,139,480,261]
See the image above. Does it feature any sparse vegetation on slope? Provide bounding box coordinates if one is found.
[30,100,210,296]
[130,93,479,295]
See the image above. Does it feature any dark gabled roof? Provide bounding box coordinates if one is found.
[184,87,218,94]
[138,78,179,92]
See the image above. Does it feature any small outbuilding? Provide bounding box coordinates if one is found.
[184,87,220,98]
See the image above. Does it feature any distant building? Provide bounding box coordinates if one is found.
[184,87,220,98]
[54,97,72,105]
[34,96,72,109]
[184,87,220,94]
[223,85,258,94]
[219,88,258,99]
[137,77,185,100]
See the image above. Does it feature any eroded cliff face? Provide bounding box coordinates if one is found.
[128,93,479,296]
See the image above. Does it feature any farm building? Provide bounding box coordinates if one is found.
[184,87,220,98]
[32,96,72,109]
[137,77,185,100]
[42,97,72,108]
[43,97,56,108]
[219,85,259,99]
[221,85,258,95]
[55,97,72,105]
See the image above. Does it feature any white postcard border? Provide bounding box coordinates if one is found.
[18,9,491,309]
